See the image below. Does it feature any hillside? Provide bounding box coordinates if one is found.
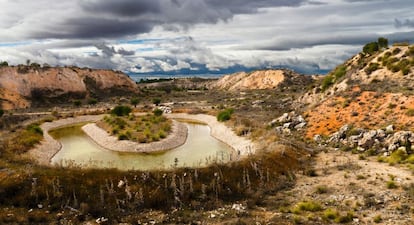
[0,66,138,109]
[303,44,414,138]
[211,69,314,91]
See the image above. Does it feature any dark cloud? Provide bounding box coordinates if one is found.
[254,31,414,51]
[28,0,307,40]
[254,34,376,51]
[80,0,161,17]
[394,18,414,28]
[95,43,136,56]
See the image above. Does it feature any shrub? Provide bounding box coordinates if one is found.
[322,65,347,91]
[323,208,339,221]
[373,215,382,223]
[217,108,234,122]
[363,42,379,55]
[73,100,82,107]
[392,48,401,55]
[378,37,388,49]
[27,124,43,135]
[130,97,139,107]
[0,61,8,67]
[153,108,163,116]
[365,63,380,75]
[292,201,322,214]
[335,211,354,223]
[386,180,398,189]
[406,108,414,116]
[118,132,130,140]
[87,98,98,105]
[321,75,334,91]
[315,185,329,194]
[152,98,161,106]
[111,105,132,116]
[0,109,4,117]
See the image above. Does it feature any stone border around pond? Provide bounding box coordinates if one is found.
[166,113,256,156]
[28,115,104,165]
[82,120,188,153]
[28,113,256,166]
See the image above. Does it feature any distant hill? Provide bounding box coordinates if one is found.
[211,69,315,91]
[302,44,414,138]
[0,66,138,110]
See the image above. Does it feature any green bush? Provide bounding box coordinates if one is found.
[322,65,347,91]
[111,105,132,116]
[292,201,322,214]
[87,98,98,105]
[217,108,234,122]
[27,124,43,135]
[406,108,414,116]
[323,208,339,221]
[386,180,398,189]
[153,108,163,116]
[73,100,82,107]
[335,211,354,223]
[365,63,380,75]
[130,97,139,107]
[152,98,161,106]
[363,42,379,55]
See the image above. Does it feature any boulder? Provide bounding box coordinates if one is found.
[358,130,378,149]
[385,125,394,134]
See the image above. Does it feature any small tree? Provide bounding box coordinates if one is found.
[378,37,388,49]
[363,42,379,55]
[130,97,139,108]
[152,98,161,106]
[0,61,8,67]
[111,105,132,116]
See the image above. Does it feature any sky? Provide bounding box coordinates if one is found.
[0,0,414,75]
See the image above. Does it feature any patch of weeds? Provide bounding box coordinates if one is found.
[386,180,398,189]
[292,201,323,214]
[335,211,354,223]
[314,185,329,194]
[373,215,382,223]
[356,174,366,180]
[405,108,414,117]
[322,208,339,221]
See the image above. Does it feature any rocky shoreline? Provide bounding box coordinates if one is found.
[29,113,256,166]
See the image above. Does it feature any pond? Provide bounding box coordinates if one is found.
[50,122,233,170]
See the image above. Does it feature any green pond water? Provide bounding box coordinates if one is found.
[50,122,233,170]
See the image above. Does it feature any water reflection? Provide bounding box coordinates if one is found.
[50,122,233,170]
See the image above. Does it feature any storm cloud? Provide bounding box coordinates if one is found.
[0,0,413,74]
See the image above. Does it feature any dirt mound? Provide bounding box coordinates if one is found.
[212,69,312,91]
[303,44,414,138]
[0,66,138,109]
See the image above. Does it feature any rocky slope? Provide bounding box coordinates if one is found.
[302,44,414,138]
[0,66,138,109]
[211,69,314,91]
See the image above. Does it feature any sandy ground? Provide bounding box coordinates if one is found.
[28,113,256,166]
[284,149,414,224]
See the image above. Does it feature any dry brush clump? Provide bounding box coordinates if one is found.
[0,146,308,223]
